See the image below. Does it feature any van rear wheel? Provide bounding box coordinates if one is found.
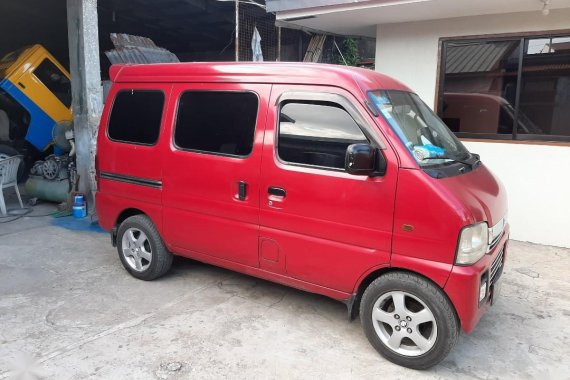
[117,215,172,281]
[360,272,459,370]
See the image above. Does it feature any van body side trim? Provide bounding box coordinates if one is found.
[100,172,162,189]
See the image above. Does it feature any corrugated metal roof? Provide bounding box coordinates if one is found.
[105,47,179,65]
[446,41,514,74]
[105,33,180,65]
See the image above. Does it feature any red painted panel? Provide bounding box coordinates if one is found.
[445,228,509,332]
[96,82,172,184]
[259,84,398,293]
[160,83,271,268]
[173,245,352,301]
[95,191,163,235]
[95,63,510,336]
[392,168,469,265]
[96,82,171,233]
[110,63,411,95]
[259,237,286,274]
[440,164,508,227]
[390,253,453,288]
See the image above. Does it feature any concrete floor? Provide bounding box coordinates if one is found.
[0,191,569,379]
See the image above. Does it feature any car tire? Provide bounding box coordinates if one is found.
[360,271,459,370]
[116,215,173,281]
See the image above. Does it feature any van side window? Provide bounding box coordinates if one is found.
[278,101,368,169]
[33,59,72,108]
[108,90,164,145]
[174,91,258,157]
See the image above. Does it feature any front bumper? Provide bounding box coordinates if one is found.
[444,224,509,333]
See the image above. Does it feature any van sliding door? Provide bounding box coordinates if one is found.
[161,83,271,267]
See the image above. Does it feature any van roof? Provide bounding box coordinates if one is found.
[109,62,411,93]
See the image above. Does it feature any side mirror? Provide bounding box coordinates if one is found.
[345,143,376,176]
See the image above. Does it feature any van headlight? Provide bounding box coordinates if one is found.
[456,222,489,265]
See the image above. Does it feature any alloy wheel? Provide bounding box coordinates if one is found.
[121,227,152,272]
[371,290,438,356]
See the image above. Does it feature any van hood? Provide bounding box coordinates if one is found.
[440,164,508,227]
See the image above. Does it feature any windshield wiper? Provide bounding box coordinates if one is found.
[421,156,473,166]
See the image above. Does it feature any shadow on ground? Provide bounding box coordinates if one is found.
[0,189,569,379]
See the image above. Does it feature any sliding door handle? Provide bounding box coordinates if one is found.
[238,181,247,201]
[268,186,286,197]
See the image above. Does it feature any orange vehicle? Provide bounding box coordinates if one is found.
[0,44,72,176]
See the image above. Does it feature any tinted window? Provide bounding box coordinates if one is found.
[108,90,164,145]
[278,102,367,169]
[439,34,570,140]
[440,40,520,136]
[519,36,570,137]
[33,59,72,108]
[175,91,258,157]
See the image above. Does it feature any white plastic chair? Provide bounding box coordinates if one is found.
[0,155,23,215]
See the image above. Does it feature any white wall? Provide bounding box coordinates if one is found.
[375,9,570,248]
[463,141,570,248]
[376,8,570,108]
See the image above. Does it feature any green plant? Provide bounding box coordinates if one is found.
[340,37,360,66]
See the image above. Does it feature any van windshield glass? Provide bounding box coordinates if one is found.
[368,90,470,167]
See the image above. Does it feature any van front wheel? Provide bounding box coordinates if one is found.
[116,215,173,281]
[360,272,459,370]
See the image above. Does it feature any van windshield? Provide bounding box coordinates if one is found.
[368,90,471,167]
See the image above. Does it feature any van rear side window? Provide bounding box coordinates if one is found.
[108,90,164,145]
[174,91,258,157]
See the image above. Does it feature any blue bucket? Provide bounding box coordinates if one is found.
[72,194,87,218]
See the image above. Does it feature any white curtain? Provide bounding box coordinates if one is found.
[251,27,264,62]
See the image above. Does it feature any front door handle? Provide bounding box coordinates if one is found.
[268,186,286,197]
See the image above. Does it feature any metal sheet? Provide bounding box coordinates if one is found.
[446,41,514,74]
[105,33,180,64]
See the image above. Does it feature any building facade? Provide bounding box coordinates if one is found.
[270,0,570,248]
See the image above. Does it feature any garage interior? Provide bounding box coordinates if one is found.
[0,0,270,71]
[0,0,275,203]
[0,0,370,210]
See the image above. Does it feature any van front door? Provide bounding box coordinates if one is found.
[162,83,271,267]
[259,86,398,293]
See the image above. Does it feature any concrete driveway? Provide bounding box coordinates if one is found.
[0,200,569,379]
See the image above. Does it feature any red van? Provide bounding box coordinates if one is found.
[96,63,508,369]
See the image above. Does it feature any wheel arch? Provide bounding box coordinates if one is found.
[112,208,147,247]
[348,266,458,327]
